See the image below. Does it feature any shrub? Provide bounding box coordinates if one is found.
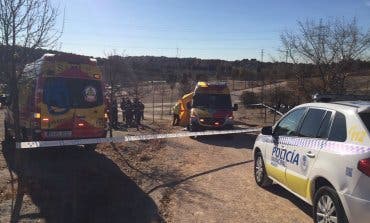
[241,91,258,107]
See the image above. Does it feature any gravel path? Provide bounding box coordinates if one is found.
[0,109,312,223]
[152,135,312,223]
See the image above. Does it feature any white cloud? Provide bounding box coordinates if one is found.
[366,1,370,7]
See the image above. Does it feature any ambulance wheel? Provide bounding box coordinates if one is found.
[85,144,97,151]
[189,123,199,139]
[313,186,348,223]
[254,151,272,187]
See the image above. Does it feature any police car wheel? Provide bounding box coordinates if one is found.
[313,186,348,223]
[254,152,272,187]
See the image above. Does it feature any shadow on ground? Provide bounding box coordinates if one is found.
[265,184,312,218]
[147,160,253,194]
[233,120,258,127]
[2,142,163,223]
[193,133,257,149]
[110,122,160,133]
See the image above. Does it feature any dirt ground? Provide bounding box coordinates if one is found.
[0,108,313,223]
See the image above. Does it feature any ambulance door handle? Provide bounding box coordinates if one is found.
[306,151,315,158]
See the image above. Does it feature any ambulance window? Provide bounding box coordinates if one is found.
[328,112,347,142]
[317,111,332,138]
[274,108,306,136]
[298,108,326,138]
[43,77,103,109]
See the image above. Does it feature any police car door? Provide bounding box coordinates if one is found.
[285,108,332,199]
[268,108,307,185]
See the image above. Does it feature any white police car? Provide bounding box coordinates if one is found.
[253,101,370,223]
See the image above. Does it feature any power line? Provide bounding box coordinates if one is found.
[61,42,274,51]
[62,30,276,42]
[63,19,282,35]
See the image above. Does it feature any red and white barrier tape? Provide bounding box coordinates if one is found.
[16,127,261,149]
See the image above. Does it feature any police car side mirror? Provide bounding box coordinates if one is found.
[261,126,273,135]
[233,103,238,111]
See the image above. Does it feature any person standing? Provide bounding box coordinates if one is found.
[133,98,141,130]
[120,97,126,124]
[172,101,180,126]
[107,98,113,128]
[138,100,145,121]
[125,98,133,127]
[111,99,118,129]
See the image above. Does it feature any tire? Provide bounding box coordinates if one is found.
[85,144,97,151]
[189,123,198,132]
[254,151,273,187]
[188,123,199,139]
[313,186,348,223]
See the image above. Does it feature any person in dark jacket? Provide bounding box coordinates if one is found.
[111,99,118,129]
[120,98,126,123]
[124,98,133,127]
[138,100,145,121]
[133,98,141,130]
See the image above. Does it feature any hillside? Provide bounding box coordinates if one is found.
[1,45,370,86]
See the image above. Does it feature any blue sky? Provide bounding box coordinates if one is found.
[54,0,370,61]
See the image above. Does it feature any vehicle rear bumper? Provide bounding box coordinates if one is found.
[191,117,233,129]
[340,193,370,223]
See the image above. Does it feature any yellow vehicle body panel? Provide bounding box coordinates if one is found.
[179,92,194,127]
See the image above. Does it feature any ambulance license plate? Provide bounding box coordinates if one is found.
[46,131,72,138]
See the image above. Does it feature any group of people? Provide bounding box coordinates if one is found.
[108,97,145,130]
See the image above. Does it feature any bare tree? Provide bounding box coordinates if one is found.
[104,53,126,97]
[166,73,177,113]
[178,73,193,96]
[281,18,370,95]
[0,0,61,140]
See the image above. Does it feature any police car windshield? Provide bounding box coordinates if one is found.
[43,77,103,109]
[192,93,232,109]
